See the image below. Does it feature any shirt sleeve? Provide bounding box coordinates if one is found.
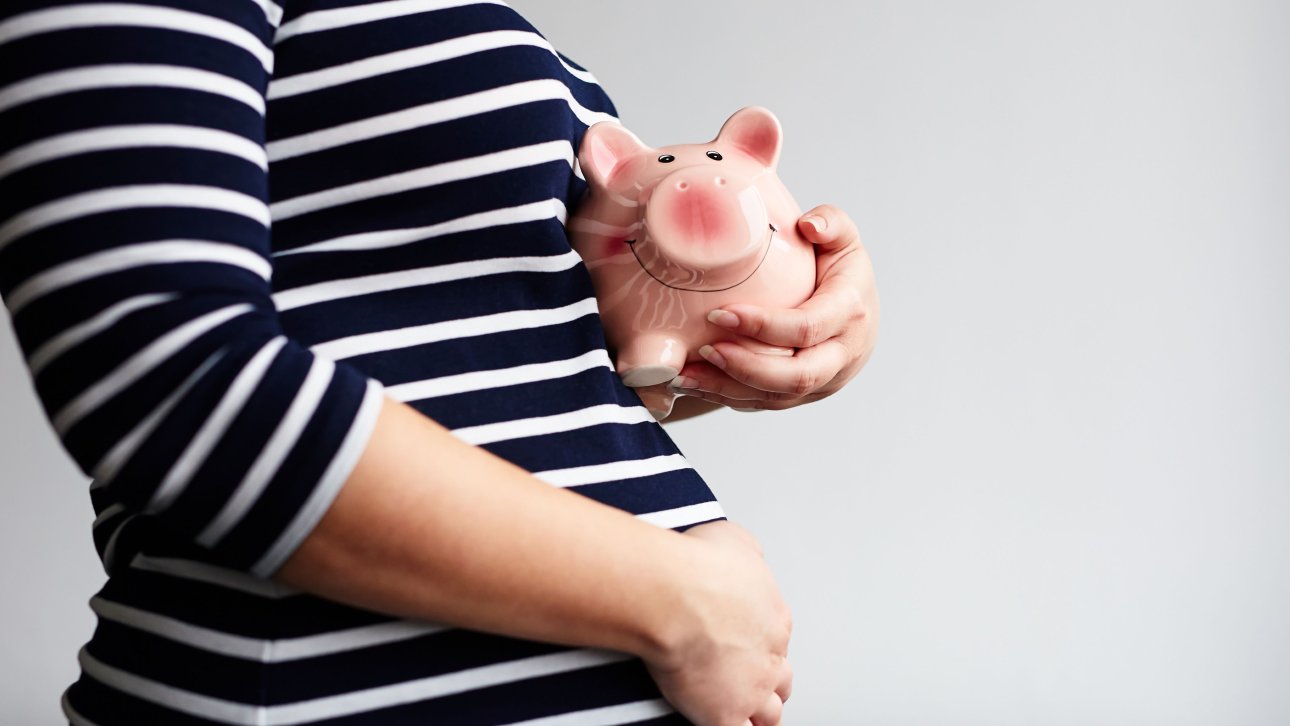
[0,0,386,578]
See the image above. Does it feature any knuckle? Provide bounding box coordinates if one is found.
[843,286,866,317]
[789,370,817,397]
[854,306,869,329]
[795,315,823,347]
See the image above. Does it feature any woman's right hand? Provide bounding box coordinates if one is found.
[644,520,794,726]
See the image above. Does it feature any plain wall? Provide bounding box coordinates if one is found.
[3,1,1288,723]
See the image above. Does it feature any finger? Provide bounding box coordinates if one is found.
[671,363,798,403]
[706,285,858,349]
[699,339,849,397]
[676,388,794,412]
[797,203,861,253]
[776,658,794,703]
[750,692,784,726]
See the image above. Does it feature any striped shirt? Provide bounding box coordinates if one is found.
[0,1,724,723]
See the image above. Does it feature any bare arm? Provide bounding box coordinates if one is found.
[276,396,793,726]
[276,395,692,659]
[0,1,790,720]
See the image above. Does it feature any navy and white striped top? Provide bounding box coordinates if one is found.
[0,1,725,722]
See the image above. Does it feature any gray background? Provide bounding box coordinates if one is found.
[3,0,1288,723]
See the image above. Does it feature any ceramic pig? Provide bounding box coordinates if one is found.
[567,106,817,419]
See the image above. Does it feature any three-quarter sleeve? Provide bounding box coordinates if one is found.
[0,0,385,577]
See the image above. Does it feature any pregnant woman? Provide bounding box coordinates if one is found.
[0,1,879,724]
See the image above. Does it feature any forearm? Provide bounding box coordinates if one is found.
[276,396,693,662]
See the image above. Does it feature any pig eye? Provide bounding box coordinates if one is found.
[706,151,723,161]
[657,154,675,163]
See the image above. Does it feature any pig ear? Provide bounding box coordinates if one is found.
[715,106,783,169]
[579,121,648,189]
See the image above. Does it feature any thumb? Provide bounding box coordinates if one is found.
[797,203,860,253]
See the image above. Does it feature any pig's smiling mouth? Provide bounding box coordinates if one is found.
[624,223,777,293]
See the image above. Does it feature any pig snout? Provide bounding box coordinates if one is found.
[654,174,735,243]
[636,168,771,289]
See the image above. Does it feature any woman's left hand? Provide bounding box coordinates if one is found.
[669,204,880,411]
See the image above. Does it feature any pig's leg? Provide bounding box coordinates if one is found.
[633,384,681,421]
[616,334,687,388]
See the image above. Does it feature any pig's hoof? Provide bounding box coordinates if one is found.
[621,365,680,388]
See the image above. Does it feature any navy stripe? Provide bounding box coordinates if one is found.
[0,1,712,722]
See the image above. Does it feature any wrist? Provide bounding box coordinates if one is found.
[623,531,712,668]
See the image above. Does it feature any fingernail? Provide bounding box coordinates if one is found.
[801,214,827,234]
[698,344,726,369]
[669,375,700,390]
[707,309,740,329]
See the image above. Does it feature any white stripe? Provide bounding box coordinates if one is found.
[197,355,337,547]
[6,239,271,315]
[251,0,284,28]
[271,615,447,661]
[79,647,262,723]
[62,690,101,726]
[90,596,448,662]
[253,378,386,577]
[311,297,599,361]
[51,303,254,435]
[0,184,270,253]
[62,691,100,726]
[266,649,631,725]
[273,0,503,45]
[91,503,127,529]
[131,553,298,598]
[498,699,674,726]
[0,124,267,182]
[91,347,228,487]
[27,293,176,375]
[100,512,139,573]
[0,63,264,116]
[267,30,593,101]
[533,454,692,489]
[453,404,654,446]
[0,4,273,73]
[267,79,614,162]
[79,645,631,725]
[150,337,287,512]
[273,198,567,257]
[273,250,581,312]
[269,139,572,222]
[387,349,611,403]
[637,501,727,529]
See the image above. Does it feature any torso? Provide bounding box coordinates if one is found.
[65,2,720,722]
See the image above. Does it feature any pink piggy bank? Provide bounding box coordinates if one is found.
[567,106,817,419]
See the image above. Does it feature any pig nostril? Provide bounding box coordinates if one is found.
[714,177,727,186]
[676,181,689,191]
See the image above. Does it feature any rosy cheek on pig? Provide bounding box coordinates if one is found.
[602,237,631,256]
